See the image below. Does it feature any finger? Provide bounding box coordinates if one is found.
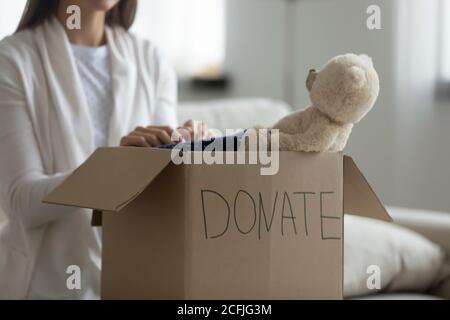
[176,126,194,141]
[143,128,173,144]
[146,125,174,136]
[120,135,150,147]
[130,132,162,147]
[154,130,173,145]
[191,120,205,140]
[183,120,196,139]
[183,119,194,128]
[170,130,183,142]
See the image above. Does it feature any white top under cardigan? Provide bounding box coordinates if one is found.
[71,44,113,148]
[0,18,178,299]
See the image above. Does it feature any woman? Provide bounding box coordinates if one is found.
[0,0,194,299]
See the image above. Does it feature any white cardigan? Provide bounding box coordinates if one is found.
[0,18,178,299]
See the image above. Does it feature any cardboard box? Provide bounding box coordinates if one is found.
[44,148,391,299]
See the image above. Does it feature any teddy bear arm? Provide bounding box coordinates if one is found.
[328,126,353,152]
[277,123,339,152]
[272,108,310,134]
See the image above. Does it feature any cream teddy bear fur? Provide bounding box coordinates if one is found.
[272,53,379,152]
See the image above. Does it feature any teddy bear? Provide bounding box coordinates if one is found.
[271,53,379,152]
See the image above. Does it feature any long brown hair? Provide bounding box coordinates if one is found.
[16,0,138,32]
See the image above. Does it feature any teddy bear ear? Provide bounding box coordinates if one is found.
[306,69,318,92]
[343,66,366,91]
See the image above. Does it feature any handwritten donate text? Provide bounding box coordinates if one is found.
[200,190,341,240]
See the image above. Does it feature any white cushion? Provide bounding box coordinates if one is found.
[344,215,449,298]
[178,97,291,132]
[386,206,450,257]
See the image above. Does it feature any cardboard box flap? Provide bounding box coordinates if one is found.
[43,147,172,212]
[343,156,392,222]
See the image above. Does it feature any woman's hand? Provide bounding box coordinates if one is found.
[178,120,209,141]
[120,120,209,148]
[120,125,180,147]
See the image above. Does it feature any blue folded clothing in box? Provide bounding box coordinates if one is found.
[158,130,246,151]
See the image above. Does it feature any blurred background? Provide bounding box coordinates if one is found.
[0,0,449,214]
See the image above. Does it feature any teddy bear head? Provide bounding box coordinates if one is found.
[307,53,379,124]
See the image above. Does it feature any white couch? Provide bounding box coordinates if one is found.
[178,97,292,133]
[376,207,450,300]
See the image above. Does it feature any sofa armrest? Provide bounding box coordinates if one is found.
[387,206,450,256]
[387,206,450,299]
